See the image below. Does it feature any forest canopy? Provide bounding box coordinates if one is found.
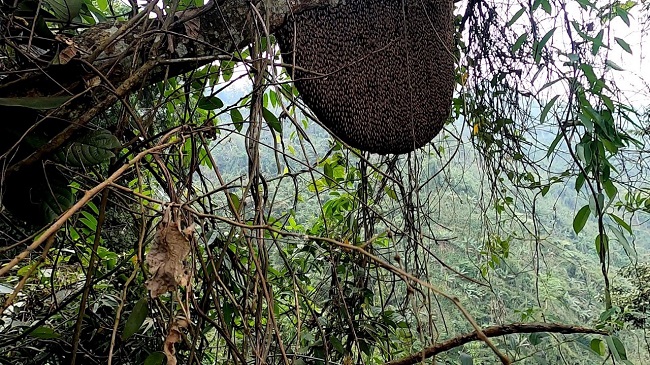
[0,0,649,364]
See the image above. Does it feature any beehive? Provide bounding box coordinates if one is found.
[275,0,455,154]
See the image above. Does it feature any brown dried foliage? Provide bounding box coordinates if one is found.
[146,218,192,298]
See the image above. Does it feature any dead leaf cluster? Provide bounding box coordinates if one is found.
[145,219,192,298]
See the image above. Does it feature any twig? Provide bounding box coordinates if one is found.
[0,139,178,277]
[0,235,56,318]
[6,60,158,176]
[183,208,510,363]
[108,264,140,365]
[71,189,110,365]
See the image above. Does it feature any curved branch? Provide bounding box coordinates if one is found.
[385,323,607,365]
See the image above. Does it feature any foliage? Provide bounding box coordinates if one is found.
[613,263,650,328]
[0,0,649,364]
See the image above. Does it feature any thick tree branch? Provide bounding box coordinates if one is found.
[384,323,607,365]
[0,0,333,98]
[0,0,335,173]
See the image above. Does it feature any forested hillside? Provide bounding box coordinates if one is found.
[1,0,649,364]
[207,112,650,363]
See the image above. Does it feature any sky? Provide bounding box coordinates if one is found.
[502,0,649,107]
[607,13,649,106]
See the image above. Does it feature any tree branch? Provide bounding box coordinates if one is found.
[0,0,333,98]
[384,323,607,365]
[0,0,335,173]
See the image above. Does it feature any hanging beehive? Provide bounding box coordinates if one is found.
[275,0,455,154]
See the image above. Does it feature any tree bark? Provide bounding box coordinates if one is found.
[0,0,333,173]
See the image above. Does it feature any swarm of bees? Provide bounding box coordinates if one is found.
[276,0,455,154]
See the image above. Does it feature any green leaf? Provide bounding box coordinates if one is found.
[324,163,334,183]
[17,263,37,277]
[576,142,592,166]
[43,0,83,21]
[54,129,121,167]
[615,37,632,54]
[580,64,598,87]
[87,201,99,215]
[82,1,106,22]
[539,0,551,14]
[80,211,98,230]
[330,336,345,354]
[42,174,75,223]
[385,186,397,200]
[608,213,631,234]
[95,0,107,11]
[197,96,224,110]
[605,60,624,71]
[573,205,591,234]
[511,33,528,54]
[231,109,244,132]
[122,297,148,340]
[602,179,617,200]
[606,335,628,360]
[507,7,526,27]
[578,112,594,133]
[144,352,165,365]
[221,61,234,81]
[540,95,558,124]
[610,225,635,259]
[0,96,71,110]
[263,107,282,132]
[616,6,631,26]
[533,28,555,63]
[545,131,563,157]
[590,338,606,356]
[269,90,279,108]
[30,326,60,339]
[229,193,241,211]
[595,233,609,254]
[601,95,615,112]
[541,184,550,196]
[575,173,586,192]
[566,53,580,63]
[588,192,605,214]
[591,30,604,55]
[571,20,590,38]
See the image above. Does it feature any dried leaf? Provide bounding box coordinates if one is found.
[176,8,202,39]
[145,221,191,298]
[55,34,74,46]
[183,18,200,39]
[86,76,101,88]
[163,318,188,365]
[57,45,77,65]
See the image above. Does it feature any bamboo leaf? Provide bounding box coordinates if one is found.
[615,37,632,54]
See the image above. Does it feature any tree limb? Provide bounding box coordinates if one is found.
[384,323,607,365]
[0,0,335,173]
